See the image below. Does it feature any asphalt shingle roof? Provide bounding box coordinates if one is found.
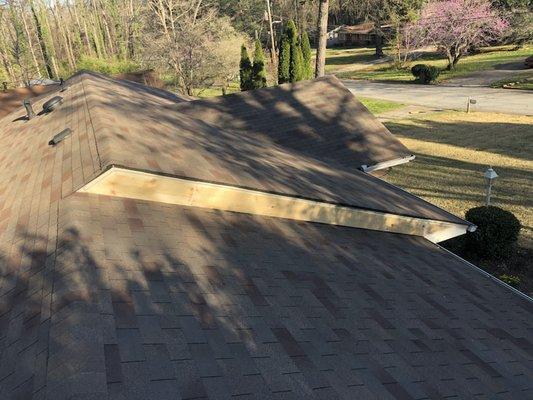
[84,72,468,224]
[0,72,531,400]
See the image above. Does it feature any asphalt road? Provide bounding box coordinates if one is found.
[342,80,533,115]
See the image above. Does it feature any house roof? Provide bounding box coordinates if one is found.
[0,72,531,400]
[337,23,393,35]
[0,84,57,119]
[53,72,468,225]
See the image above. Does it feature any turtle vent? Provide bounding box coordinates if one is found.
[42,96,63,114]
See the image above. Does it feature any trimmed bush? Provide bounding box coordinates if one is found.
[300,31,313,79]
[411,64,440,84]
[411,64,425,77]
[239,44,253,91]
[251,40,267,89]
[465,206,521,260]
[499,274,521,289]
[278,20,305,84]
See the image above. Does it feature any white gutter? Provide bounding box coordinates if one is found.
[361,155,416,173]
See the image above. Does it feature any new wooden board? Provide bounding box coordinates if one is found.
[79,167,470,243]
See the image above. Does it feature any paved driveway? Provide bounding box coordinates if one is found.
[342,80,533,115]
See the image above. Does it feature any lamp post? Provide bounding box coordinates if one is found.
[484,166,498,206]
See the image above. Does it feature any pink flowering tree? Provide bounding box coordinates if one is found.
[411,0,509,70]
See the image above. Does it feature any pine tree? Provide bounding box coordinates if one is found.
[239,44,253,91]
[290,37,304,82]
[278,38,290,84]
[301,31,313,79]
[251,40,267,89]
[278,20,304,84]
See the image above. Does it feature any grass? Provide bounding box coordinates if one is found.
[323,47,377,73]
[356,97,405,114]
[329,45,533,83]
[383,110,533,293]
[490,76,533,90]
[196,82,240,98]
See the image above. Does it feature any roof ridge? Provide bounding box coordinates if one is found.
[177,75,344,107]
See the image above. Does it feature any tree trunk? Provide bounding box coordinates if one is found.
[30,0,54,78]
[21,10,42,77]
[315,0,329,78]
[51,4,76,70]
[39,1,60,78]
[0,23,16,83]
[265,0,277,81]
[374,24,384,58]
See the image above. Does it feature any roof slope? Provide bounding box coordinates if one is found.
[0,84,57,119]
[2,193,532,400]
[172,75,411,170]
[1,72,530,400]
[76,72,464,225]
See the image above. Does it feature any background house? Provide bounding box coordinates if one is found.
[327,23,393,47]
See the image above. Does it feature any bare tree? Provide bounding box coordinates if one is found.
[143,2,243,95]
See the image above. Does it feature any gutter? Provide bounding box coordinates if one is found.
[361,155,416,173]
[436,243,533,303]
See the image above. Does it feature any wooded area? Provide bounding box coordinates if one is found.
[0,0,530,94]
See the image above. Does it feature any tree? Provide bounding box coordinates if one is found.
[278,20,304,83]
[144,6,244,96]
[315,0,328,77]
[388,1,423,68]
[412,0,509,70]
[251,39,266,89]
[300,30,312,79]
[343,0,423,58]
[240,43,253,90]
[507,11,533,48]
[289,27,304,82]
[278,33,291,83]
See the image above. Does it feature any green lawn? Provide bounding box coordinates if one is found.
[356,97,405,114]
[383,110,533,293]
[323,47,377,73]
[490,76,533,90]
[329,45,532,83]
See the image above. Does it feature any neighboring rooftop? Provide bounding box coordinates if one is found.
[0,72,531,400]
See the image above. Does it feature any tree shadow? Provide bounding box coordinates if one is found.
[72,72,462,224]
[2,72,533,399]
[384,153,532,239]
[385,117,533,162]
[2,194,533,399]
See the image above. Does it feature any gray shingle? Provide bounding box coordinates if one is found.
[0,72,531,400]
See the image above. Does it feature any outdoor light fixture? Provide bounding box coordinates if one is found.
[484,166,498,206]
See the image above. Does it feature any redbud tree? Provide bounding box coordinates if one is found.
[408,0,509,70]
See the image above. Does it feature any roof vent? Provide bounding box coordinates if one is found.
[59,77,67,92]
[42,96,63,114]
[23,99,35,120]
[48,128,72,146]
